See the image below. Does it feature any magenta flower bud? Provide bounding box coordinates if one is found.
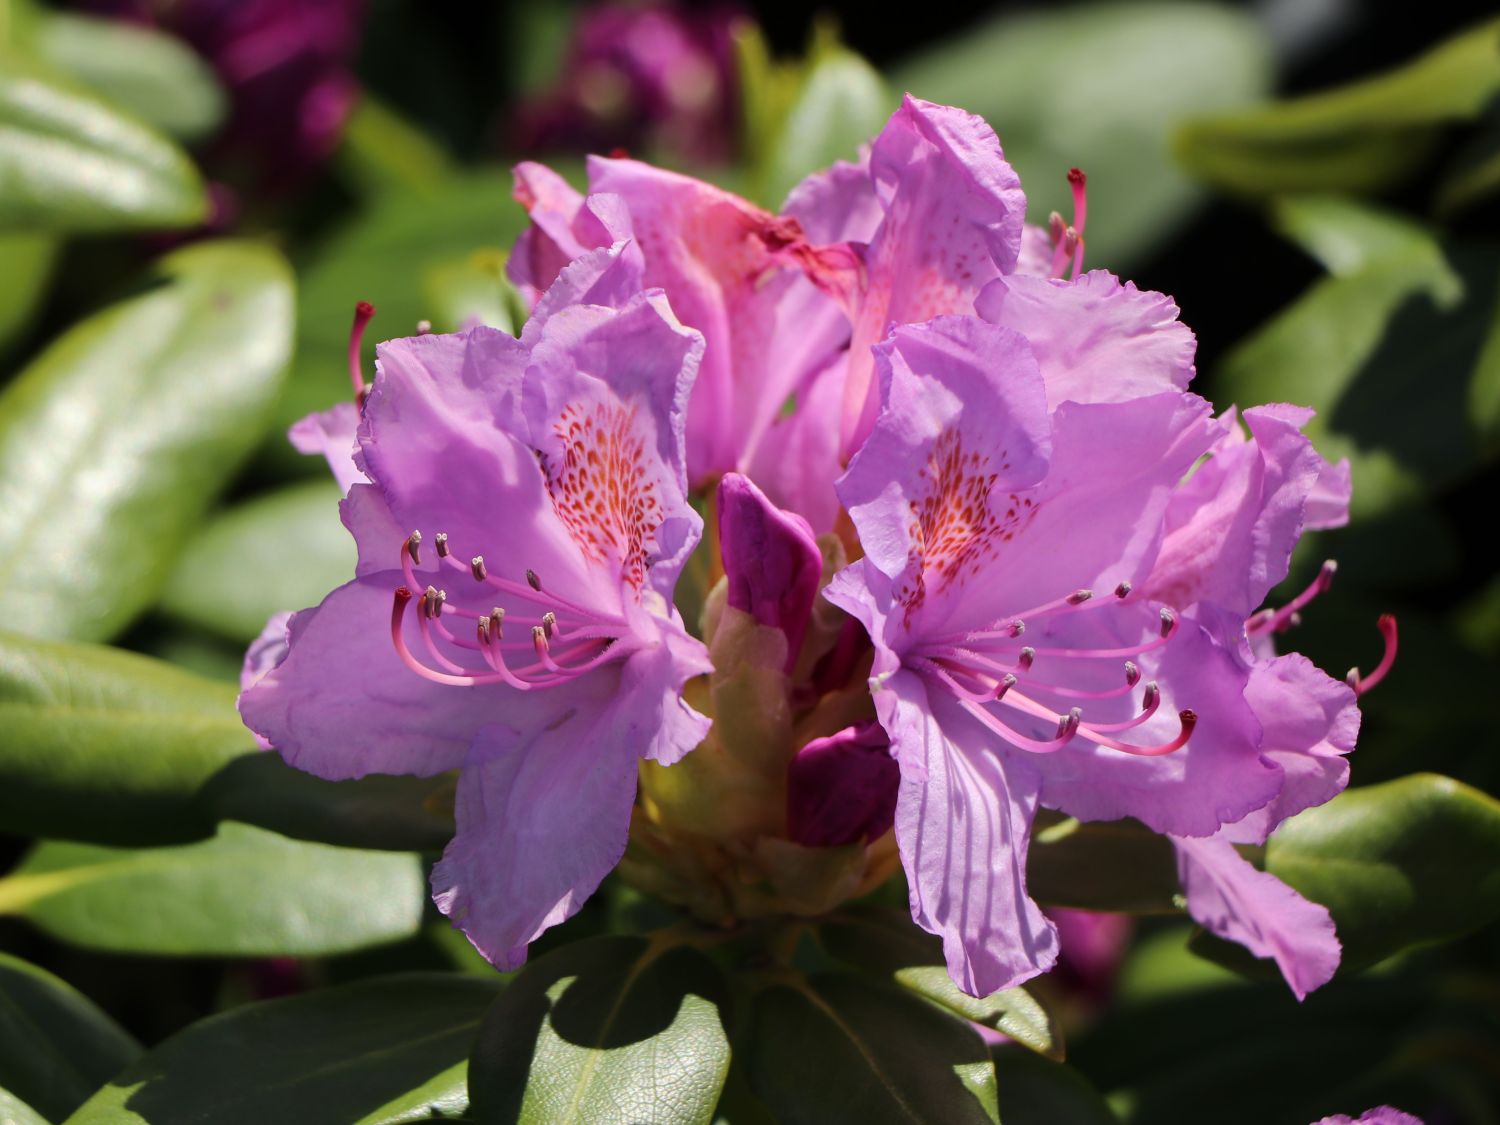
[786,722,899,848]
[717,472,823,671]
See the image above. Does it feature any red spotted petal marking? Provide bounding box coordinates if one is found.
[538,401,664,591]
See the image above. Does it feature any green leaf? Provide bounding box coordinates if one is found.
[0,628,455,851]
[268,171,526,476]
[818,908,1063,1060]
[762,45,894,206]
[0,54,206,232]
[34,14,225,141]
[989,1046,1121,1125]
[65,974,500,1125]
[337,93,454,196]
[1254,773,1500,974]
[0,822,425,956]
[0,629,248,846]
[1217,197,1493,519]
[1466,267,1500,455]
[0,1087,50,1125]
[746,972,998,1125]
[421,249,524,336]
[1176,17,1500,197]
[0,952,139,1123]
[1026,816,1181,914]
[0,239,294,642]
[159,481,355,643]
[0,229,57,353]
[196,752,456,854]
[469,935,731,1125]
[893,3,1271,266]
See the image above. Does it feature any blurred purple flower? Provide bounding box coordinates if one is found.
[83,0,364,193]
[1313,1110,1424,1125]
[514,1,742,164]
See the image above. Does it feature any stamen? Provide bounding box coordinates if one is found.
[1159,608,1175,637]
[1080,682,1161,732]
[1250,559,1337,635]
[406,530,422,564]
[471,556,487,581]
[1067,589,1093,605]
[416,319,432,335]
[1347,614,1398,696]
[1115,581,1132,599]
[995,673,1017,701]
[526,569,542,591]
[1018,646,1036,671]
[348,301,376,402]
[435,532,450,559]
[1010,620,1026,638]
[541,611,556,639]
[1125,660,1141,686]
[489,607,505,637]
[959,697,1082,754]
[1056,708,1083,740]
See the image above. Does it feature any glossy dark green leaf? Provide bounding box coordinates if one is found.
[66,974,500,1125]
[893,3,1271,266]
[763,46,894,206]
[0,1087,50,1125]
[1026,816,1181,914]
[746,972,998,1125]
[0,230,57,353]
[1253,774,1500,974]
[196,752,455,854]
[268,171,526,476]
[0,54,206,231]
[0,952,139,1123]
[0,822,425,956]
[989,1046,1120,1125]
[1217,198,1496,519]
[1176,17,1500,197]
[0,240,293,642]
[158,481,354,643]
[470,935,731,1125]
[34,14,225,141]
[0,629,248,846]
[818,908,1063,1060]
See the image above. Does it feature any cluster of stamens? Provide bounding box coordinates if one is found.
[389,529,629,690]
[1046,168,1089,280]
[1247,559,1398,697]
[911,580,1197,758]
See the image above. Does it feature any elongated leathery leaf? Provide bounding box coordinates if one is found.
[469,935,730,1125]
[65,974,499,1125]
[746,972,999,1125]
[0,53,206,231]
[0,952,139,1123]
[0,823,425,957]
[0,240,293,642]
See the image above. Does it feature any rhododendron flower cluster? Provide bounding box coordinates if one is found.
[239,96,1395,999]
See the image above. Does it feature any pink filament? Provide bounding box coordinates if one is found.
[348,301,375,400]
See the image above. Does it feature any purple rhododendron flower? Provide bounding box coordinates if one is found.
[240,246,712,966]
[1313,1109,1424,1125]
[246,93,1393,991]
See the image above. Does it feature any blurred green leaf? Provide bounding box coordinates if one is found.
[0,240,293,642]
[1217,198,1494,519]
[818,908,1063,1060]
[0,629,247,846]
[0,822,425,956]
[1027,817,1181,914]
[746,972,999,1125]
[0,53,206,231]
[1177,17,1500,197]
[1467,269,1500,455]
[762,44,894,206]
[422,249,524,335]
[0,229,56,353]
[338,93,454,196]
[159,481,354,643]
[893,3,1272,266]
[0,952,139,1123]
[34,13,225,141]
[469,935,730,1125]
[0,1087,49,1125]
[268,171,525,475]
[66,974,499,1125]
[989,1046,1121,1125]
[1194,774,1500,977]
